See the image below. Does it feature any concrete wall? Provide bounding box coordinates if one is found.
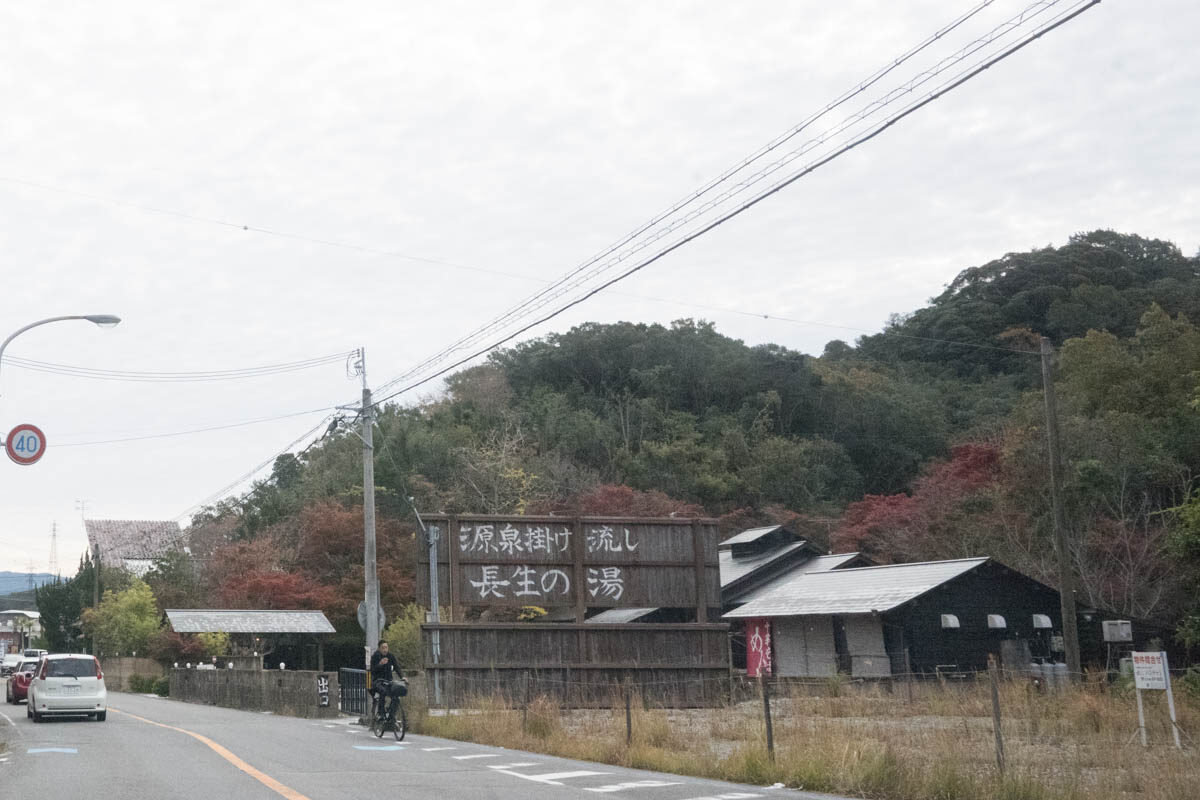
[774,617,838,677]
[843,616,891,677]
[170,668,339,719]
[101,657,164,691]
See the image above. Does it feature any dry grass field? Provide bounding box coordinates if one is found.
[410,674,1199,800]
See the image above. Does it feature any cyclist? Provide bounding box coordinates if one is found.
[368,640,405,718]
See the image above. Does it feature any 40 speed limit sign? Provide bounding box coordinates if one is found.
[5,423,47,465]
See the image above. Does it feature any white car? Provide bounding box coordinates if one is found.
[27,653,107,722]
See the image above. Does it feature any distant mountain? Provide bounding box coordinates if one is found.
[0,571,57,597]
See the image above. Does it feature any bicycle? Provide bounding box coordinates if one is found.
[370,679,407,741]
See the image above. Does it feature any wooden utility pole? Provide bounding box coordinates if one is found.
[1040,337,1081,679]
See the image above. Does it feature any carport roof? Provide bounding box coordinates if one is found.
[166,609,335,634]
[723,557,989,618]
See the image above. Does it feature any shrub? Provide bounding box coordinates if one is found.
[152,676,170,696]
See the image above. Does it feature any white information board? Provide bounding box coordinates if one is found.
[1132,651,1168,690]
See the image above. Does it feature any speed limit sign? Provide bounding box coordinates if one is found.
[5,423,47,466]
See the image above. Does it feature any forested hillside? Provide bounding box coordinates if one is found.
[55,230,1200,652]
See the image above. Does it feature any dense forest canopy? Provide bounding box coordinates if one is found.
[40,231,1200,653]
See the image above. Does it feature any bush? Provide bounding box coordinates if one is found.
[152,676,170,696]
[128,674,151,693]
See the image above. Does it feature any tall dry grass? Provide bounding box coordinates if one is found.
[411,676,1199,800]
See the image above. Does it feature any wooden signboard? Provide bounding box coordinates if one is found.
[416,515,720,622]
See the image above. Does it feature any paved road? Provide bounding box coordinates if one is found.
[0,689,833,800]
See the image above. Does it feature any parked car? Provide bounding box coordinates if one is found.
[27,654,107,722]
[1,653,21,676]
[5,657,42,703]
[23,648,48,660]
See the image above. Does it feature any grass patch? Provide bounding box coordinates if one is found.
[411,678,1199,800]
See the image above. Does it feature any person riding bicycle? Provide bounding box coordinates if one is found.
[368,640,405,717]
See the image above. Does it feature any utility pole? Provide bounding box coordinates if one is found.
[49,522,59,577]
[1040,337,1081,678]
[360,349,381,672]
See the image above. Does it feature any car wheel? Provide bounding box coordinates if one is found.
[96,711,106,722]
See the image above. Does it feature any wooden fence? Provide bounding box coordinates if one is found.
[422,622,730,707]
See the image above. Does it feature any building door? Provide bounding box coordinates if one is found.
[832,615,852,675]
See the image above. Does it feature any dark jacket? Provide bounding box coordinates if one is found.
[369,650,400,686]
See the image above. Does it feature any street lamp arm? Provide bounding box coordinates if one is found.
[0,314,122,392]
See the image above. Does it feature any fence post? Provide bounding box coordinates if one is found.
[624,679,632,746]
[520,666,530,734]
[903,647,914,704]
[988,655,1005,774]
[759,672,775,762]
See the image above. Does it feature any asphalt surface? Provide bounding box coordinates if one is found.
[0,685,838,800]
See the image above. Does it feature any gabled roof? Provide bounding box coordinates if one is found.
[724,557,989,618]
[0,609,40,618]
[85,519,184,564]
[165,609,335,634]
[720,541,810,589]
[719,525,785,548]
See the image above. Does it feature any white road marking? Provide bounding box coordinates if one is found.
[452,753,502,760]
[27,747,78,754]
[488,762,540,768]
[0,709,19,728]
[584,780,685,793]
[422,746,457,751]
[491,769,610,785]
[673,795,762,800]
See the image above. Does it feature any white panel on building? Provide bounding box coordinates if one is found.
[987,614,1007,629]
[941,614,960,629]
[1031,614,1052,629]
[843,615,892,677]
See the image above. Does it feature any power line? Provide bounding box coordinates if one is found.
[173,414,336,523]
[1,350,353,383]
[370,0,1076,397]
[52,406,334,448]
[368,0,1098,409]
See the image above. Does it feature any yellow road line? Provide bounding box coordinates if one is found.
[110,708,311,800]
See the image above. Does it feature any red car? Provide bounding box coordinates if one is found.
[5,657,42,704]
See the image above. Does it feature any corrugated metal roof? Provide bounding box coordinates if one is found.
[166,609,335,634]
[584,608,658,624]
[719,541,808,588]
[724,558,988,618]
[725,552,862,608]
[85,519,184,564]
[719,525,783,548]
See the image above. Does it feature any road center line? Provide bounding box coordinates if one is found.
[110,708,311,800]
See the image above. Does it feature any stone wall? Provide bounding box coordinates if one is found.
[170,668,339,719]
[101,657,164,691]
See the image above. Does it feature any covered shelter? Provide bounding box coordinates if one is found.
[165,609,336,671]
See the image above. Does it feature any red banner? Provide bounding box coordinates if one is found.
[746,617,773,677]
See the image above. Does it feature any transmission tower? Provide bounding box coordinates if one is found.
[49,522,59,576]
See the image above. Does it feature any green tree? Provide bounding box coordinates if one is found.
[83,580,161,656]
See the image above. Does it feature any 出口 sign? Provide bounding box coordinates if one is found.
[417,515,720,621]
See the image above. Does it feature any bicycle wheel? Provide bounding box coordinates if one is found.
[393,704,406,742]
[372,710,386,738]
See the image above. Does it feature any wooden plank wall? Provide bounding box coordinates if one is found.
[422,622,730,708]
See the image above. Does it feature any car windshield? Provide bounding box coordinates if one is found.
[45,658,96,679]
[18,661,39,672]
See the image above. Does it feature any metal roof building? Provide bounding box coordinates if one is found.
[725,558,988,618]
[165,609,335,634]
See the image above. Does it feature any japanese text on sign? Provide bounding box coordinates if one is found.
[466,564,626,602]
[1132,651,1169,690]
[459,523,572,555]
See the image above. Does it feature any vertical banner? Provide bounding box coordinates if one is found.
[746,617,773,677]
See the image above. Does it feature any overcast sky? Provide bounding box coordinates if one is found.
[1,1,1196,575]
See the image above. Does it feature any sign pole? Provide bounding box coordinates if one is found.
[1163,654,1182,749]
[1135,686,1148,747]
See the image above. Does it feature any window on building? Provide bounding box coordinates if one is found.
[940,614,960,629]
[987,614,1006,629]
[1031,614,1052,629]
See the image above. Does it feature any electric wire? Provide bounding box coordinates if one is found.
[370,0,1078,397]
[52,406,335,448]
[173,414,336,523]
[1,350,353,383]
[368,0,1098,408]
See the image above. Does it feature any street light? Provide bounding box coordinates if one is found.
[0,315,122,392]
